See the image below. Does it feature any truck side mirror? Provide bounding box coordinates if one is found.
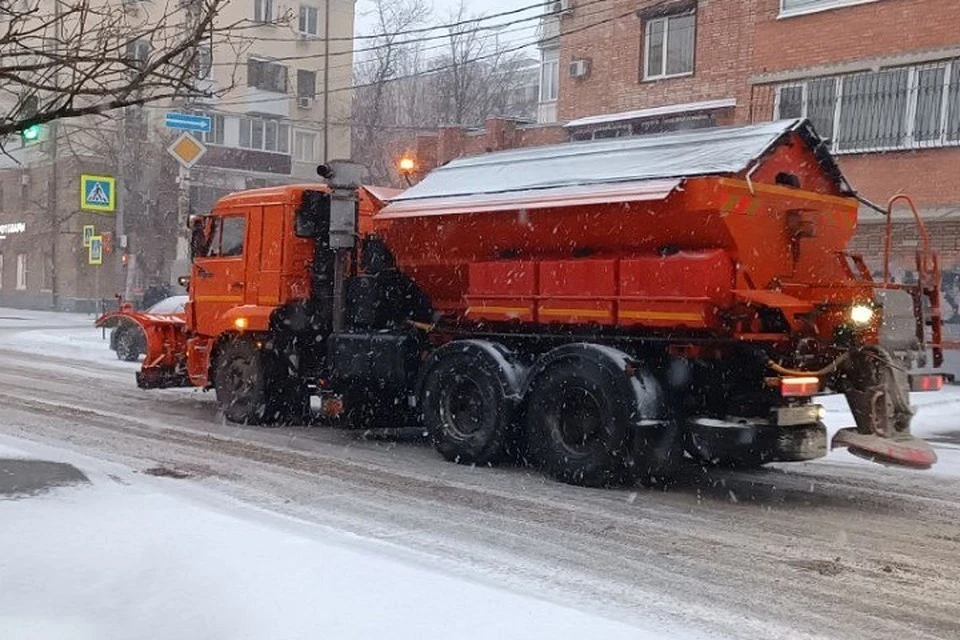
[189,217,206,260]
[295,190,331,238]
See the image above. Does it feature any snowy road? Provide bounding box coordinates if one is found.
[2,310,960,640]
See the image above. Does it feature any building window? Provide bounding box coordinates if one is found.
[195,45,212,80]
[294,131,316,162]
[539,48,559,103]
[239,117,290,154]
[203,114,224,145]
[775,59,960,153]
[253,0,274,23]
[248,58,288,93]
[126,39,151,71]
[643,12,695,80]
[297,69,316,98]
[41,254,52,291]
[298,5,318,36]
[780,0,882,19]
[16,253,26,290]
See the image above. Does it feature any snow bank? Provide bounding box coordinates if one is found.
[0,437,701,640]
[0,306,134,370]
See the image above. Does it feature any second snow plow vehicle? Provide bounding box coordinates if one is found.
[103,119,945,486]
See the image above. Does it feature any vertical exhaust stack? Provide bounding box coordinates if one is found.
[318,161,368,334]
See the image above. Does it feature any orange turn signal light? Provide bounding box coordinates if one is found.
[780,376,819,397]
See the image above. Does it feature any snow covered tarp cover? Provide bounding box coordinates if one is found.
[380,118,837,216]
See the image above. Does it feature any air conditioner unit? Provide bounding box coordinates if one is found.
[569,58,591,79]
[553,0,573,15]
[297,96,313,109]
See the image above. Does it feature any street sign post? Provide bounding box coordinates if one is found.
[80,175,115,212]
[89,235,103,265]
[82,224,95,247]
[164,112,211,133]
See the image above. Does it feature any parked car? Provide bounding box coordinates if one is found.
[109,295,188,361]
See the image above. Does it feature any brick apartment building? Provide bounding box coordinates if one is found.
[407,0,960,316]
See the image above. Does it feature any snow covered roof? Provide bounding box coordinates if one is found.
[564,98,737,128]
[380,119,839,217]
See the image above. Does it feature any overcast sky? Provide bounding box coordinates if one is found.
[354,0,539,46]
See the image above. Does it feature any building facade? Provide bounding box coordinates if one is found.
[410,0,960,318]
[0,0,355,311]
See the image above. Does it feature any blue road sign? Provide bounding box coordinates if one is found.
[164,112,211,133]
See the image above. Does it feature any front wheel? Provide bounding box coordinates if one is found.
[115,327,143,362]
[214,339,303,425]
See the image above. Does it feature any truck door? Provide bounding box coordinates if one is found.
[192,212,247,336]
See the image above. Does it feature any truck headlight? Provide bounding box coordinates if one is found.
[850,304,874,325]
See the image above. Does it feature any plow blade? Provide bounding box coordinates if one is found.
[832,428,937,470]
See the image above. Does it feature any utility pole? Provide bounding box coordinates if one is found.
[46,0,62,310]
[115,106,130,301]
[323,0,330,163]
[174,165,191,284]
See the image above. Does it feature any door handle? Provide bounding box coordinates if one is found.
[229,282,244,290]
[197,267,214,279]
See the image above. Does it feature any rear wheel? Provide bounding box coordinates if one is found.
[525,354,632,487]
[421,346,519,465]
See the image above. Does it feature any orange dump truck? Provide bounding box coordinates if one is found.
[99,119,944,486]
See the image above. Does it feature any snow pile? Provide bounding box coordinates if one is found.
[0,438,697,640]
[0,307,131,370]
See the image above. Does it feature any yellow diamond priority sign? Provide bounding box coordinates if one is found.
[167,131,207,169]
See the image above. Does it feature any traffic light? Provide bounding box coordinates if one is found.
[19,95,41,144]
[20,123,41,143]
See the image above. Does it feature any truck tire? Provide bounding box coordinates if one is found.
[420,341,524,465]
[525,344,679,488]
[115,327,143,362]
[523,345,635,487]
[214,339,294,425]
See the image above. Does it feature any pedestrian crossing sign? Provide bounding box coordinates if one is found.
[80,174,115,212]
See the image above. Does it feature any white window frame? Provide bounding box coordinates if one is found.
[643,12,695,81]
[254,0,274,23]
[239,117,290,154]
[775,59,960,155]
[298,5,318,36]
[40,253,52,292]
[293,130,317,162]
[16,253,26,290]
[539,47,559,103]
[779,0,882,19]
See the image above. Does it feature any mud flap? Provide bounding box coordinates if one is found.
[833,347,937,470]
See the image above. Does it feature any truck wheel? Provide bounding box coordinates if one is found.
[524,348,634,487]
[420,342,522,466]
[115,328,142,362]
[214,339,281,425]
